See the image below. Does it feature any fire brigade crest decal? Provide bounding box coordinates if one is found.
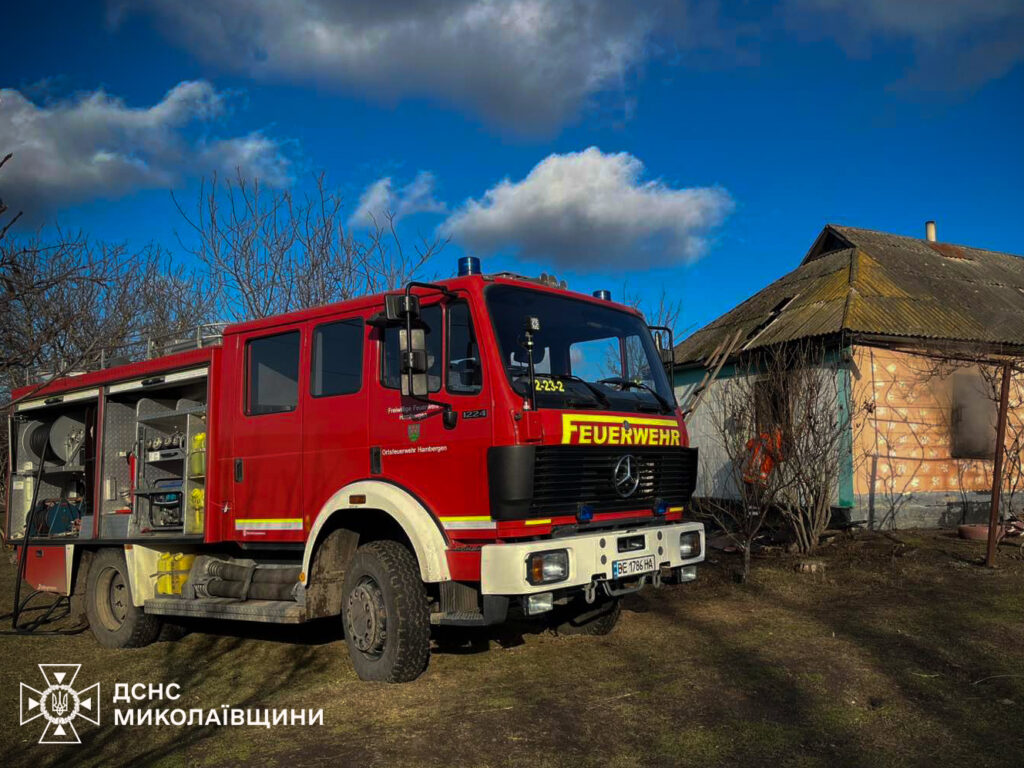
[20,664,100,744]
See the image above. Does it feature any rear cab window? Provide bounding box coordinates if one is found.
[311,318,364,397]
[246,331,300,415]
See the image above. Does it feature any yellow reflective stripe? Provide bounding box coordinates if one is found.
[235,518,302,524]
[235,518,304,530]
[668,507,684,513]
[524,518,552,526]
[439,516,492,523]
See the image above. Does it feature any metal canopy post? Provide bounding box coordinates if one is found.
[986,363,1012,568]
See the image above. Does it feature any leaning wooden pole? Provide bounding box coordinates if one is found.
[986,364,1012,567]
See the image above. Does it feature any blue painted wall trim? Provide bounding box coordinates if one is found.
[836,355,856,509]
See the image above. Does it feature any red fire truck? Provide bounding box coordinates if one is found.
[5,260,703,681]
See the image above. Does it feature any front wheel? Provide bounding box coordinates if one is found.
[85,548,162,649]
[341,541,430,682]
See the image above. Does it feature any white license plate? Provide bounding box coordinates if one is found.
[612,554,656,578]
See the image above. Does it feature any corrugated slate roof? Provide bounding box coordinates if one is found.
[674,225,1024,366]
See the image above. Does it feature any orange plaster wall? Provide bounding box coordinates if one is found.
[852,345,1024,499]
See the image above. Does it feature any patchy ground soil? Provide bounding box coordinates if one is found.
[2,530,1023,768]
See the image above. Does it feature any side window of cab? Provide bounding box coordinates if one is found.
[447,302,482,394]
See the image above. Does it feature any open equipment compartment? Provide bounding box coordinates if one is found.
[99,369,209,539]
[7,392,98,542]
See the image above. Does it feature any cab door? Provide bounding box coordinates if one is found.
[230,325,306,541]
[303,315,370,518]
[370,299,492,525]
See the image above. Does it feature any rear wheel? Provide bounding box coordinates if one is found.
[555,595,621,636]
[85,548,162,649]
[341,540,430,682]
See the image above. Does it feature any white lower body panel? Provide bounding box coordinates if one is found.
[480,521,705,596]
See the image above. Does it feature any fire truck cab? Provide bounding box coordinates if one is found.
[6,262,702,682]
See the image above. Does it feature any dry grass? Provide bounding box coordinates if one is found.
[2,530,1023,768]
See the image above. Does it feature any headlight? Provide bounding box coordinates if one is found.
[526,549,569,585]
[680,531,701,559]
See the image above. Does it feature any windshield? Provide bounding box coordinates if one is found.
[486,285,675,413]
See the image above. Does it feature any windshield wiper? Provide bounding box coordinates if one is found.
[599,377,673,413]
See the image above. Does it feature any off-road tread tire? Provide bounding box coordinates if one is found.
[556,596,621,636]
[342,540,430,683]
[85,548,162,649]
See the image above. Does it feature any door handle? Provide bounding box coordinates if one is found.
[234,458,244,482]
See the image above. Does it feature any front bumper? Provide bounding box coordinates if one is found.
[480,521,705,596]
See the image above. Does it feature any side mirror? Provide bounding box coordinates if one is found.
[385,293,421,323]
[399,326,429,397]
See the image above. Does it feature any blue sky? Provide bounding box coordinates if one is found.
[2,1,1022,336]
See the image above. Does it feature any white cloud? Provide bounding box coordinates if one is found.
[349,171,446,228]
[788,0,1024,87]
[0,80,289,216]
[118,0,664,133]
[443,147,733,269]
[112,1,1022,137]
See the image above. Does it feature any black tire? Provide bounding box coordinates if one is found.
[555,596,621,636]
[85,548,162,649]
[341,540,430,683]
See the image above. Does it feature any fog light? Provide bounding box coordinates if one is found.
[525,592,554,615]
[526,549,569,585]
[680,531,701,559]
[678,565,698,583]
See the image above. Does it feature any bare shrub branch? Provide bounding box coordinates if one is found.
[173,171,448,322]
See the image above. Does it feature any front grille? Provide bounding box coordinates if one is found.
[530,446,697,516]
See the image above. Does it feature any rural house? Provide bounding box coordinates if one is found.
[673,224,1024,529]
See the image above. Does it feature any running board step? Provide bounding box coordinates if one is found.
[144,597,306,624]
[431,595,510,627]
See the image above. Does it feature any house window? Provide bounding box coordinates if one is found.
[951,371,996,459]
[246,331,300,415]
[754,377,790,440]
[381,304,442,393]
[311,319,363,397]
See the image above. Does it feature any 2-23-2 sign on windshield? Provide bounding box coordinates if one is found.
[533,379,566,393]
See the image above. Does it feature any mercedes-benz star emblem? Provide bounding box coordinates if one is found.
[612,454,640,498]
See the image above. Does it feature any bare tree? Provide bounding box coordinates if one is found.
[173,171,447,322]
[695,341,860,566]
[1,154,213,499]
[2,231,211,397]
[769,342,860,554]
[695,370,790,580]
